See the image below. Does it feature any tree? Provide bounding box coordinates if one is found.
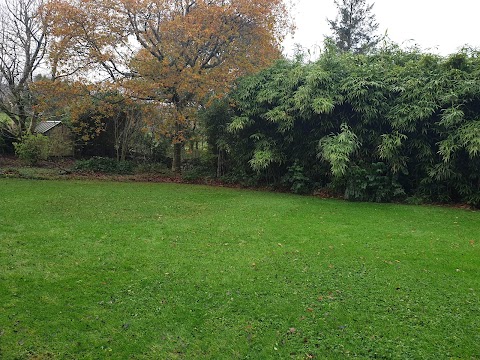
[327,0,379,54]
[45,0,292,172]
[0,0,47,139]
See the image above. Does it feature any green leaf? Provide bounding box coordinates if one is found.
[458,120,480,157]
[293,86,311,113]
[437,136,459,163]
[312,97,335,114]
[439,106,464,128]
[227,117,253,133]
[318,124,361,176]
[249,149,274,171]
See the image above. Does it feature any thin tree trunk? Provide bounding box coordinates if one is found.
[217,149,226,178]
[172,142,182,173]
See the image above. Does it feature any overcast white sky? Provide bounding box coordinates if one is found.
[283,0,480,58]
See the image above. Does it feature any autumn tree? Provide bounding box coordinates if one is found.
[0,0,47,139]
[44,0,292,172]
[327,0,379,54]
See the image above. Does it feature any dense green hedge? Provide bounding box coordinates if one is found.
[74,157,134,174]
[203,45,480,206]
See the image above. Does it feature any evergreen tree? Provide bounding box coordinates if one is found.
[327,0,380,54]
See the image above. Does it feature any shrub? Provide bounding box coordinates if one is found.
[14,134,50,165]
[182,168,211,182]
[220,170,260,187]
[181,156,216,182]
[342,162,406,202]
[134,162,173,176]
[281,161,313,194]
[74,157,134,174]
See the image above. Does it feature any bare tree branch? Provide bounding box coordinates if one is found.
[0,0,47,137]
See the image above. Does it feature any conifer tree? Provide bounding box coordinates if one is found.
[327,0,380,54]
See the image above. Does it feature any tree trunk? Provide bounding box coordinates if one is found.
[217,149,226,178]
[172,142,182,173]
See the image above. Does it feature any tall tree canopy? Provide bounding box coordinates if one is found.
[327,0,379,54]
[44,0,292,171]
[0,0,47,138]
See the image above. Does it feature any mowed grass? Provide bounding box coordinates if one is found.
[0,179,479,359]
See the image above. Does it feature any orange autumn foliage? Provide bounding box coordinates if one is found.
[44,0,293,170]
[33,80,114,141]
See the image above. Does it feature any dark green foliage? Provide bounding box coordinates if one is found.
[13,134,50,165]
[211,45,480,206]
[198,99,233,177]
[133,162,172,176]
[281,160,313,194]
[343,162,406,202]
[74,157,134,174]
[130,134,171,165]
[0,134,8,153]
[181,167,211,182]
[181,156,217,181]
[220,169,262,187]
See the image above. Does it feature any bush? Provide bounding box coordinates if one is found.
[14,134,50,165]
[220,170,260,187]
[341,162,406,202]
[74,157,134,174]
[281,161,313,194]
[181,156,216,182]
[134,162,173,176]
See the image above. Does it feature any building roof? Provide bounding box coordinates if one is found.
[35,121,62,134]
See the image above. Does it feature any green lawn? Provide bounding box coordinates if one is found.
[0,179,479,359]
